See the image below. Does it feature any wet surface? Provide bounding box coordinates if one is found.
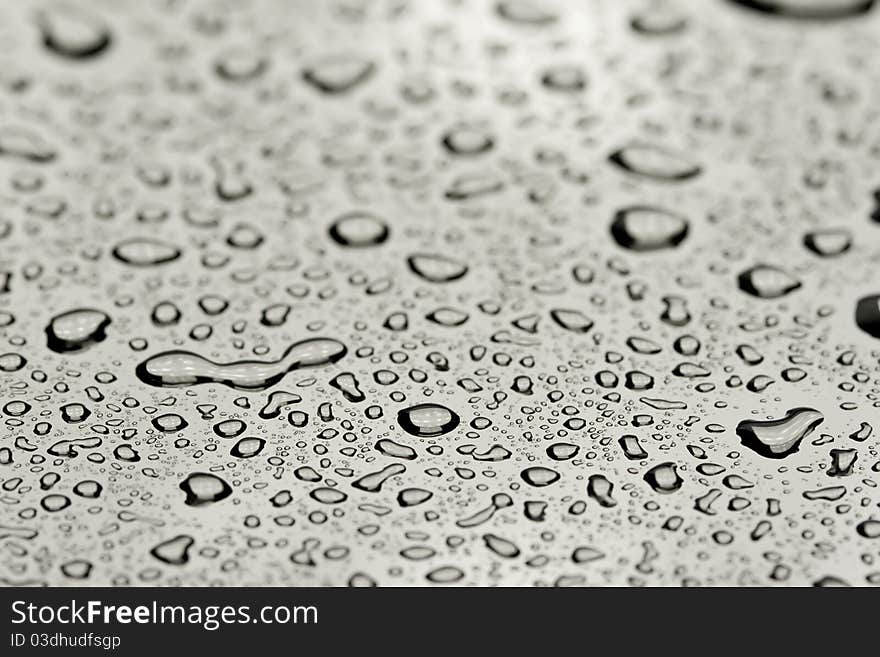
[1,0,880,586]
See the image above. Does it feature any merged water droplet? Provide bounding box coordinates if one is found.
[736,408,825,459]
[135,338,347,390]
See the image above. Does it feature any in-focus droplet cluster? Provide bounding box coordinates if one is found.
[0,0,879,587]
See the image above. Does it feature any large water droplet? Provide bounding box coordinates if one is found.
[726,0,875,20]
[855,294,880,339]
[111,238,182,267]
[520,466,561,487]
[45,308,110,353]
[179,472,233,507]
[736,408,824,459]
[37,5,112,60]
[150,535,194,565]
[398,403,461,436]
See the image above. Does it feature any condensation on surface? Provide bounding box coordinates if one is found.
[1,0,880,587]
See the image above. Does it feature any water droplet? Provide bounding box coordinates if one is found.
[398,403,461,437]
[737,408,824,459]
[150,535,195,565]
[328,211,389,247]
[737,265,802,299]
[520,466,561,487]
[726,0,875,20]
[855,294,880,339]
[609,142,701,181]
[610,206,689,251]
[45,309,110,353]
[37,5,112,60]
[112,238,181,267]
[136,338,347,390]
[302,55,375,94]
[643,462,684,493]
[407,254,469,283]
[179,473,233,507]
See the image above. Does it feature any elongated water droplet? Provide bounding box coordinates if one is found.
[135,338,347,390]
